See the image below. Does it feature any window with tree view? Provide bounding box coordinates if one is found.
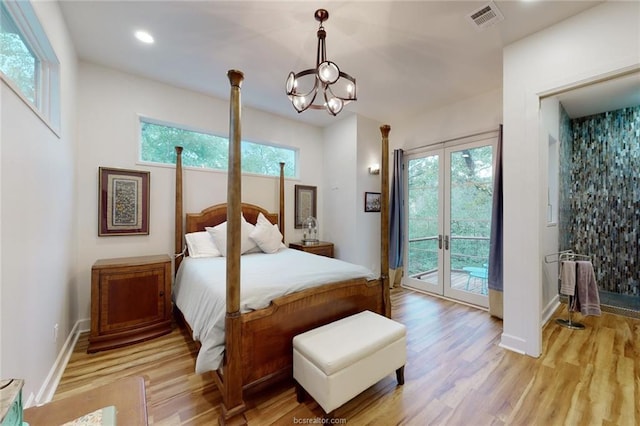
[140,119,297,178]
[1,0,60,132]
[1,2,39,104]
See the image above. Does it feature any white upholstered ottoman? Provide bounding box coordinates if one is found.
[293,310,407,414]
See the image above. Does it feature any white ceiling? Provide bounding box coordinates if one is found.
[555,72,640,119]
[59,0,616,128]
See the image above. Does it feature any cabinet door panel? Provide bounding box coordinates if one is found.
[99,268,165,332]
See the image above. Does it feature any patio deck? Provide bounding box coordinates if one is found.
[414,270,487,295]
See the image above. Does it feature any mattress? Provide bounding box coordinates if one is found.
[173,247,376,373]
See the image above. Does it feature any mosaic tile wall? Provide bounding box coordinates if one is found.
[559,106,573,252]
[559,105,640,297]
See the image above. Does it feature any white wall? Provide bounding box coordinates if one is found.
[392,89,502,151]
[539,97,561,323]
[0,1,77,403]
[321,115,384,273]
[323,116,358,261]
[502,1,640,356]
[75,62,324,320]
[356,116,383,274]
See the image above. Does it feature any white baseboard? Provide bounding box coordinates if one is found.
[542,294,560,326]
[499,333,527,355]
[31,318,90,407]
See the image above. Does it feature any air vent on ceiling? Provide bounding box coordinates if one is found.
[466,1,504,30]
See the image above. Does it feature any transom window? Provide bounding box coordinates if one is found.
[139,118,298,178]
[0,0,60,133]
[0,2,37,103]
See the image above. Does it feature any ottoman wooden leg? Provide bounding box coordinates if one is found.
[396,366,405,385]
[295,381,307,403]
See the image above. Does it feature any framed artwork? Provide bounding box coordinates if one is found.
[99,167,150,236]
[294,184,317,228]
[364,192,381,212]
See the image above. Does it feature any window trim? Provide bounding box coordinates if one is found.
[137,115,299,179]
[1,0,60,136]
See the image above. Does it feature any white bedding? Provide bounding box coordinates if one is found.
[173,248,376,374]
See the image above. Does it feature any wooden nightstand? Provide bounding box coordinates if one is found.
[88,254,172,353]
[289,241,334,258]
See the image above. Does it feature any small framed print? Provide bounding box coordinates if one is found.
[364,192,381,212]
[294,184,317,228]
[98,167,150,236]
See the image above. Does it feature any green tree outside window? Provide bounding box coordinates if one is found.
[140,120,297,178]
[0,2,38,104]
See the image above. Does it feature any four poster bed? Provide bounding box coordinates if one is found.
[172,70,391,422]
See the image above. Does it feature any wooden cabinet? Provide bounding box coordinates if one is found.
[289,241,334,258]
[88,254,172,353]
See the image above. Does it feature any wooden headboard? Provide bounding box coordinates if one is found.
[185,203,279,234]
[174,142,285,273]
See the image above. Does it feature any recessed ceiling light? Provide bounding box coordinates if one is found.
[134,30,154,44]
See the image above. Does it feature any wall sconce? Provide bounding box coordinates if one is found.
[368,164,380,175]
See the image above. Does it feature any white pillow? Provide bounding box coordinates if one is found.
[250,212,284,254]
[184,231,221,258]
[206,216,258,256]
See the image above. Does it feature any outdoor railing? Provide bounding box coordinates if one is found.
[408,235,489,278]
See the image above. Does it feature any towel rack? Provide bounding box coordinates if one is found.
[545,250,590,330]
[544,250,591,264]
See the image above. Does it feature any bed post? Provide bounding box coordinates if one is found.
[220,69,246,424]
[380,125,391,318]
[279,162,285,241]
[174,146,184,275]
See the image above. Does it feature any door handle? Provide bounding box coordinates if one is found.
[444,235,449,250]
[438,235,443,250]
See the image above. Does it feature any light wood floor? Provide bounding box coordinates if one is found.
[54,287,639,425]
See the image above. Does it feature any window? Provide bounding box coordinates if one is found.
[0,3,37,103]
[140,118,298,178]
[0,1,60,133]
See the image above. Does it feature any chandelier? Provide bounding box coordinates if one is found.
[286,9,357,116]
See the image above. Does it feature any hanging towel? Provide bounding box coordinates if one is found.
[560,260,576,296]
[574,260,601,316]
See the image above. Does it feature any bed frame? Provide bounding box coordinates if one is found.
[173,70,391,424]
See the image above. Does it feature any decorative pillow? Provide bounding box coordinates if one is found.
[250,212,284,254]
[206,215,258,256]
[184,231,221,258]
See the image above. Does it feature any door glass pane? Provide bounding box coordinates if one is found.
[407,155,440,286]
[449,146,493,296]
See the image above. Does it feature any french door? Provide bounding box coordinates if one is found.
[402,138,496,308]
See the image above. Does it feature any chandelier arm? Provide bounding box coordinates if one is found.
[337,71,357,100]
[323,87,343,116]
[288,69,319,98]
[289,71,323,113]
[316,27,327,67]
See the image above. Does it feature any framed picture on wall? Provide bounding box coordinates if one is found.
[98,167,150,236]
[294,185,317,228]
[364,192,381,212]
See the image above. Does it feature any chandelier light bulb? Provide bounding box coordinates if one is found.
[326,97,343,115]
[318,61,340,84]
